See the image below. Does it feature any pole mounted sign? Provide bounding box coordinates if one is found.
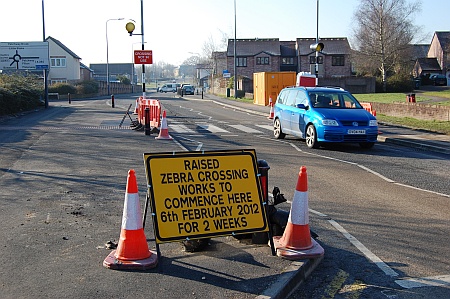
[134,50,153,64]
[143,149,268,243]
[0,42,49,70]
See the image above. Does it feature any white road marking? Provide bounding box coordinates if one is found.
[197,124,229,133]
[227,124,263,134]
[169,124,195,133]
[256,124,274,131]
[395,275,450,289]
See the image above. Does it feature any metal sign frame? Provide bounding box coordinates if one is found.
[143,149,269,244]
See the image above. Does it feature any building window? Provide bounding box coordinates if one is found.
[51,57,66,68]
[332,55,345,66]
[236,57,247,67]
[309,56,323,64]
[256,57,269,65]
[51,79,67,84]
[282,57,294,65]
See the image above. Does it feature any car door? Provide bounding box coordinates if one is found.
[290,90,308,136]
[282,90,298,134]
[275,90,291,134]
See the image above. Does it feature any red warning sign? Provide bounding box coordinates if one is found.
[134,50,153,64]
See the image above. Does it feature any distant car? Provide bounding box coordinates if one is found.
[432,74,447,86]
[273,86,378,149]
[181,85,195,95]
[159,84,177,93]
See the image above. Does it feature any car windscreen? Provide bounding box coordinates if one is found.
[309,92,363,109]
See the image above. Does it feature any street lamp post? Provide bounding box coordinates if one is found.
[309,0,323,86]
[106,18,124,95]
[42,0,48,108]
[315,0,319,86]
[234,0,237,99]
[132,41,146,93]
[125,0,146,98]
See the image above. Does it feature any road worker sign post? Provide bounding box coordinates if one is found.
[143,149,269,244]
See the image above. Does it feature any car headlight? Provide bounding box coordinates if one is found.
[321,119,339,126]
[369,120,378,126]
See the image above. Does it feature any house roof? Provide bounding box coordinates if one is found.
[46,36,81,60]
[80,62,93,72]
[280,41,296,56]
[411,44,430,60]
[416,57,441,71]
[434,31,450,47]
[297,37,351,55]
[227,38,281,56]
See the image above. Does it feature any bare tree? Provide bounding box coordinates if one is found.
[352,0,421,91]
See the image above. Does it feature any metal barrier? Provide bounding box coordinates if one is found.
[360,102,377,116]
[137,97,161,129]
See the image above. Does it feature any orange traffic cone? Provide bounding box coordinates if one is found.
[155,110,173,140]
[271,166,324,260]
[133,98,139,115]
[103,169,158,270]
[268,96,274,119]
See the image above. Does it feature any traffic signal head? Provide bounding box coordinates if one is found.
[310,43,324,52]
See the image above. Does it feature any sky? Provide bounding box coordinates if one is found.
[1,0,449,67]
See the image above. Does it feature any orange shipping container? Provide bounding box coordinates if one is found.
[253,72,296,106]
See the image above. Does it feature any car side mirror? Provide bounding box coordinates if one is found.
[296,103,308,110]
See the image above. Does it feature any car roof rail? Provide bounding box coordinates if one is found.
[316,85,346,91]
[316,85,345,91]
[286,85,307,90]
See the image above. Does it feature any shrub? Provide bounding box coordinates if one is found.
[48,82,76,95]
[117,75,131,85]
[375,73,414,93]
[0,73,43,115]
[75,80,99,94]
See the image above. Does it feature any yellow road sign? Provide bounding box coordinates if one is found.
[143,149,268,243]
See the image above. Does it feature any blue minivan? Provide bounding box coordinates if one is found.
[273,86,378,149]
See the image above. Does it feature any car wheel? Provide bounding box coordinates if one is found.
[359,142,375,149]
[305,124,319,148]
[273,118,285,139]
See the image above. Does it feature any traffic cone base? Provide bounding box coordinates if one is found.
[103,249,158,270]
[278,222,313,250]
[115,229,151,260]
[272,236,324,260]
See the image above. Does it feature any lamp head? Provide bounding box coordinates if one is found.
[126,22,135,36]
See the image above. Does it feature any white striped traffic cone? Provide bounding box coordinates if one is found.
[271,166,324,260]
[155,110,173,140]
[103,169,158,270]
[268,96,274,119]
[133,98,139,115]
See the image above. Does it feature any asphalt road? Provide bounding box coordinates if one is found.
[1,93,449,298]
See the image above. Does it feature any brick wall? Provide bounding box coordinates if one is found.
[372,102,450,121]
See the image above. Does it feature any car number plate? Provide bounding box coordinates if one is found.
[348,129,366,134]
